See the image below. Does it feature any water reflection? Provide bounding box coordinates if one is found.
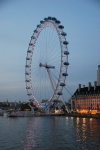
[73,117,100,150]
[24,118,36,150]
[0,116,100,150]
[23,117,100,150]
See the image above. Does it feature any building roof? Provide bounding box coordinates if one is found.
[72,86,100,96]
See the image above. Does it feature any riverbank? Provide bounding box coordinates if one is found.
[65,113,100,119]
[1,111,100,119]
[35,112,100,119]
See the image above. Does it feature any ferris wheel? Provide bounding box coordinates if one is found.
[25,17,69,108]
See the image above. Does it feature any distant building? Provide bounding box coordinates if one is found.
[0,101,20,111]
[71,66,100,114]
[97,65,100,86]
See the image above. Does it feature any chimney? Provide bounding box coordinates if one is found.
[94,81,97,90]
[88,82,91,91]
[83,85,85,88]
[78,84,81,92]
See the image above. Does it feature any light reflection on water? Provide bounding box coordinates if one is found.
[73,117,100,150]
[24,118,36,150]
[0,116,100,150]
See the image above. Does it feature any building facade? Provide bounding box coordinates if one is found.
[71,66,100,114]
[72,83,100,114]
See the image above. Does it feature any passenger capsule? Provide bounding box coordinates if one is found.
[62,73,68,76]
[63,41,69,45]
[37,24,40,28]
[44,18,48,21]
[48,16,52,20]
[34,30,38,33]
[25,72,29,75]
[64,51,69,55]
[26,57,30,60]
[31,36,35,39]
[26,87,30,89]
[60,83,65,86]
[27,93,32,96]
[64,62,69,66]
[29,43,33,46]
[52,17,57,21]
[29,99,33,101]
[55,20,61,24]
[25,65,30,68]
[40,20,44,24]
[58,25,64,29]
[57,92,62,95]
[27,50,32,53]
[25,79,30,82]
[61,32,67,36]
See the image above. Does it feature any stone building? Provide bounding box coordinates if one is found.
[71,66,100,114]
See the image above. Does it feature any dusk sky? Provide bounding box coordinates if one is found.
[0,0,100,102]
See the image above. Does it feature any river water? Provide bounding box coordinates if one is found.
[0,116,100,150]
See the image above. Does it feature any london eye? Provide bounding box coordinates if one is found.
[25,17,69,109]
